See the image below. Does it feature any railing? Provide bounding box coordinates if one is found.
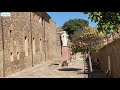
[83,52,93,78]
[88,51,93,78]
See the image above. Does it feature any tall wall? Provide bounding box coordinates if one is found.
[31,12,45,65]
[0,17,3,77]
[56,33,62,61]
[91,38,120,78]
[44,16,50,62]
[1,12,32,76]
[0,12,58,77]
[48,20,57,61]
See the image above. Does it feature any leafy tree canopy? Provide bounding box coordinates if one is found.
[62,18,89,37]
[79,26,104,48]
[83,12,120,34]
[71,26,105,54]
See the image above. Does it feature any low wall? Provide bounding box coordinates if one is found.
[91,38,120,78]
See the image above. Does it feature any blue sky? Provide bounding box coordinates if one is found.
[47,12,98,28]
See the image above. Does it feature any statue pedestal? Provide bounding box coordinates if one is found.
[61,46,71,63]
[61,31,71,63]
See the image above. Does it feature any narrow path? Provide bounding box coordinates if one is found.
[85,57,106,78]
[88,60,106,78]
[5,53,88,78]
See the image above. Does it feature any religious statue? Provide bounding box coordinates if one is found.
[61,31,68,46]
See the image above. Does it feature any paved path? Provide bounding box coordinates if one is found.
[6,53,88,78]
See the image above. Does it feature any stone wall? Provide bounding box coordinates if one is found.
[2,12,32,76]
[48,20,57,61]
[45,17,50,62]
[0,17,3,77]
[91,38,120,78]
[31,12,44,65]
[56,33,62,61]
[0,12,60,77]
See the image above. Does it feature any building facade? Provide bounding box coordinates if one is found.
[0,12,61,77]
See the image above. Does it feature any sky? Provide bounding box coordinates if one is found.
[47,12,98,28]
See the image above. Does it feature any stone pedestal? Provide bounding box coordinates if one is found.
[61,31,71,63]
[62,46,71,63]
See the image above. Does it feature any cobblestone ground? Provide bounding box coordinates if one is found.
[5,53,88,78]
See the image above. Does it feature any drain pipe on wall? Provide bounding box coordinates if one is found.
[44,17,46,62]
[107,56,111,77]
[30,12,34,67]
[108,56,111,73]
[1,16,5,77]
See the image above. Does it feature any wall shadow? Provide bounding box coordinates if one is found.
[86,58,106,78]
[58,68,82,71]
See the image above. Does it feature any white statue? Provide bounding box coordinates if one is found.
[61,31,68,46]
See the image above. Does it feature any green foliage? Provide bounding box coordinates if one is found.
[70,28,82,43]
[83,12,120,34]
[62,18,105,54]
[63,19,88,54]
[62,18,89,37]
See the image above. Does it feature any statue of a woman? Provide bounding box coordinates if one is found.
[61,31,68,46]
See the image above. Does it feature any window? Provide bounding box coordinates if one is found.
[40,39,42,53]
[33,38,35,55]
[25,36,28,56]
[42,18,44,26]
[39,17,41,23]
[17,52,20,60]
[10,30,12,37]
[10,53,13,61]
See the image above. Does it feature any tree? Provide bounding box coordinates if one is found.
[62,18,89,40]
[79,26,105,52]
[83,12,120,34]
[62,19,89,54]
[70,26,105,54]
[70,28,82,43]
